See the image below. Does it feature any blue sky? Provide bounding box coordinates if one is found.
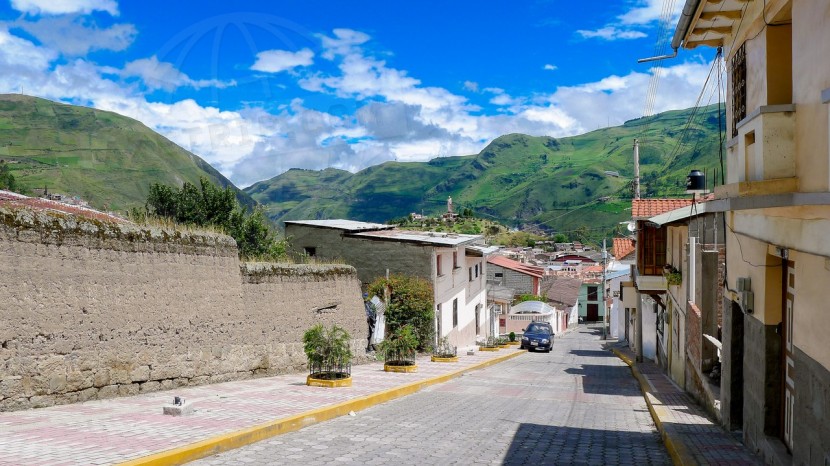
[0,0,713,187]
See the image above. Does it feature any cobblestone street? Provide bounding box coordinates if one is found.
[195,325,670,465]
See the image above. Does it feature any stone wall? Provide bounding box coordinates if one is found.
[487,266,533,295]
[0,208,367,411]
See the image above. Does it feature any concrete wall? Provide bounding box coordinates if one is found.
[742,315,782,455]
[285,224,433,285]
[0,208,367,411]
[487,265,534,295]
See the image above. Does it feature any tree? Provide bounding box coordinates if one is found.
[368,274,434,351]
[0,161,18,192]
[144,177,286,260]
[552,233,568,243]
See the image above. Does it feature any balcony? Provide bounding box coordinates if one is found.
[726,104,796,190]
[633,265,667,293]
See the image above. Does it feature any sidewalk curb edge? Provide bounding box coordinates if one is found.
[118,350,526,466]
[611,347,696,466]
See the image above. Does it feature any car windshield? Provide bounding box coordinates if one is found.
[526,324,550,334]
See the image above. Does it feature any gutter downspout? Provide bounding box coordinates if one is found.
[637,0,701,63]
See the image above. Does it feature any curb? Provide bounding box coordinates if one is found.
[611,348,696,466]
[119,350,526,466]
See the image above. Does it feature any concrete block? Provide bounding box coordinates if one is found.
[163,400,194,416]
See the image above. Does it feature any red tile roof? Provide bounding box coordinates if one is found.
[487,255,545,278]
[612,238,635,260]
[0,190,127,224]
[631,198,693,219]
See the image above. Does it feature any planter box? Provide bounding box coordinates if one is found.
[479,346,500,352]
[384,363,418,373]
[306,374,352,388]
[431,355,459,363]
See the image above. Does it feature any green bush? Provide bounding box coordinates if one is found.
[508,332,516,342]
[377,325,418,365]
[368,274,434,351]
[302,324,352,379]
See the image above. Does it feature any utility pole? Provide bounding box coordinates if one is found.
[602,238,608,340]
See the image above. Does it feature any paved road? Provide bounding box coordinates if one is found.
[194,325,670,465]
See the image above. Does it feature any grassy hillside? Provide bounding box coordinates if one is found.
[0,94,254,211]
[247,105,724,241]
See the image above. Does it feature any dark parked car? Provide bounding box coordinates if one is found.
[520,322,554,352]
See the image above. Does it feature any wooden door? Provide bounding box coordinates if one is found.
[587,304,599,321]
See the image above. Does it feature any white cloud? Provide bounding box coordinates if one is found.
[251,48,314,73]
[319,28,370,60]
[10,0,119,16]
[577,27,647,40]
[13,16,136,56]
[618,0,670,25]
[463,80,479,92]
[0,26,56,70]
[543,64,557,71]
[122,56,235,91]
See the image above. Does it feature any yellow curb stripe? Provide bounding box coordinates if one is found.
[611,348,697,466]
[119,350,525,466]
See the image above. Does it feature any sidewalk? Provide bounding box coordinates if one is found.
[0,349,524,466]
[611,343,762,465]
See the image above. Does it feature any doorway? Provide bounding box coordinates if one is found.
[587,304,599,321]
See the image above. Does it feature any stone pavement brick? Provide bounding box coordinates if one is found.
[612,344,762,465]
[0,348,520,465]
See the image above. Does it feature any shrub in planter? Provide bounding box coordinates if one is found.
[303,324,352,386]
[378,325,418,371]
[368,275,434,351]
[479,335,500,351]
[508,332,516,342]
[664,266,682,286]
[431,336,458,362]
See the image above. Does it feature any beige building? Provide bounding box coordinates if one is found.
[284,220,493,351]
[665,0,830,462]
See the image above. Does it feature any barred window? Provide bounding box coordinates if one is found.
[731,43,746,138]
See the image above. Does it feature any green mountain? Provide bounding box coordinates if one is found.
[246,105,724,239]
[0,94,254,211]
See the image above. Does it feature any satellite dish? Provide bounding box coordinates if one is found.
[627,222,635,232]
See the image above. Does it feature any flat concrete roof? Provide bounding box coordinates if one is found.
[351,229,481,247]
[284,219,393,232]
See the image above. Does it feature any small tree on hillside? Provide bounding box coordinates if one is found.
[368,274,434,351]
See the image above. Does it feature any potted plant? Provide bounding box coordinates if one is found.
[378,325,419,372]
[497,337,511,348]
[431,336,458,362]
[507,332,520,346]
[303,324,352,387]
[664,265,682,286]
[478,336,500,351]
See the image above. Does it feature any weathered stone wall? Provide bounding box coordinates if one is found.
[0,208,367,411]
[487,266,533,295]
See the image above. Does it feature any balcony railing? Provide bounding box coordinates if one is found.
[726,104,796,188]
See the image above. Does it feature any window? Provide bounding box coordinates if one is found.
[469,267,473,282]
[303,247,316,257]
[731,43,746,138]
[495,272,503,278]
[475,304,481,334]
[588,286,598,301]
[436,254,443,276]
[453,299,458,328]
[436,304,442,338]
[453,251,459,269]
[475,264,479,277]
[638,225,667,276]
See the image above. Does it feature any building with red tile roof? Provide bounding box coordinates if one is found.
[631,198,693,219]
[612,237,636,261]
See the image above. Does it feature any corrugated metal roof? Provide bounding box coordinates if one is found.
[487,255,545,278]
[284,219,393,232]
[351,229,481,246]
